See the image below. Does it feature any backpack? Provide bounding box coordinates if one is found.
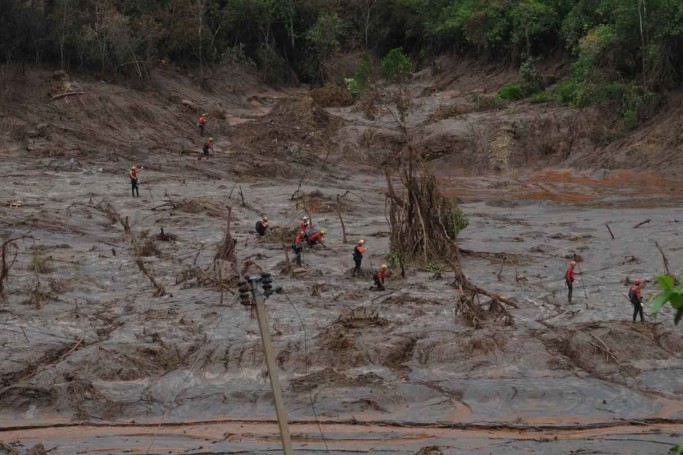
[628,286,639,304]
[352,246,362,259]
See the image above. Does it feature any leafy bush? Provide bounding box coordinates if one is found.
[423,263,448,273]
[498,83,526,100]
[529,91,553,104]
[451,207,469,237]
[519,58,543,94]
[28,254,53,274]
[381,48,412,83]
[345,78,361,98]
[651,273,683,325]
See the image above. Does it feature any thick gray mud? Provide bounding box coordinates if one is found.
[1,158,681,454]
[1,82,682,453]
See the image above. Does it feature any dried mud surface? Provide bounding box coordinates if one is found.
[0,66,682,454]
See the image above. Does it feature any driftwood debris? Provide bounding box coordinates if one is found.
[50,91,85,101]
[633,219,651,229]
[605,223,615,239]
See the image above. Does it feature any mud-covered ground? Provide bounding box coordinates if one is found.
[1,67,682,455]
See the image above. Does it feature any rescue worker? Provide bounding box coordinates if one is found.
[255,216,269,236]
[629,278,645,323]
[352,239,366,277]
[299,216,311,237]
[199,137,214,160]
[129,165,143,197]
[307,229,326,247]
[565,260,576,303]
[373,264,388,291]
[291,232,303,266]
[197,113,207,136]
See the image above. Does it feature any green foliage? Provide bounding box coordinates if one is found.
[519,58,542,93]
[670,444,683,454]
[28,254,53,274]
[451,207,469,237]
[345,77,361,98]
[0,0,682,90]
[381,48,412,82]
[529,91,553,104]
[387,250,407,269]
[423,262,448,273]
[498,83,526,100]
[345,53,374,98]
[651,272,683,325]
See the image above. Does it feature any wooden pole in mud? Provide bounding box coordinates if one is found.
[250,280,294,455]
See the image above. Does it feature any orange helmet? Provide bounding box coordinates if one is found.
[634,278,641,285]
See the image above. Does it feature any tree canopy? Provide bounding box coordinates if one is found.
[1,0,682,89]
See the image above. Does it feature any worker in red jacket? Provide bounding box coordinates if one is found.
[628,278,645,322]
[291,232,303,266]
[565,260,576,303]
[129,165,143,197]
[255,216,269,236]
[199,137,214,160]
[197,113,207,136]
[299,216,311,238]
[373,264,388,291]
[306,229,326,247]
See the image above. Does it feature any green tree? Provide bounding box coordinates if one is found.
[510,0,558,56]
[305,11,346,81]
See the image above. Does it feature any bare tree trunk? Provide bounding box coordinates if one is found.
[60,0,68,69]
[198,0,204,78]
[336,194,347,244]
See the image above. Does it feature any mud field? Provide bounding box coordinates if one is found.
[1,67,682,455]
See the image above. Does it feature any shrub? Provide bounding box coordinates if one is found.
[28,254,53,274]
[529,91,553,104]
[498,83,526,100]
[451,207,469,237]
[381,48,412,83]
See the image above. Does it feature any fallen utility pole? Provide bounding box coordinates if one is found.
[239,275,293,455]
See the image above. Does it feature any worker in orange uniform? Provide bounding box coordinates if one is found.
[628,278,645,322]
[565,260,576,303]
[373,264,388,291]
[352,239,366,277]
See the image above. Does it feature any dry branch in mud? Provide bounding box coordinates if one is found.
[0,235,28,295]
[96,200,166,296]
[383,143,519,325]
[384,161,462,263]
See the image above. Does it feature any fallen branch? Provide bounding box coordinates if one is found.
[50,91,85,101]
[59,337,85,362]
[1,234,31,295]
[633,219,651,229]
[605,223,615,239]
[589,333,619,364]
[654,241,673,277]
[497,257,506,282]
[336,194,348,244]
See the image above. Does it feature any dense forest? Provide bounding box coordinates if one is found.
[1,0,682,114]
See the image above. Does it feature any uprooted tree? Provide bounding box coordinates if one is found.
[382,58,517,327]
